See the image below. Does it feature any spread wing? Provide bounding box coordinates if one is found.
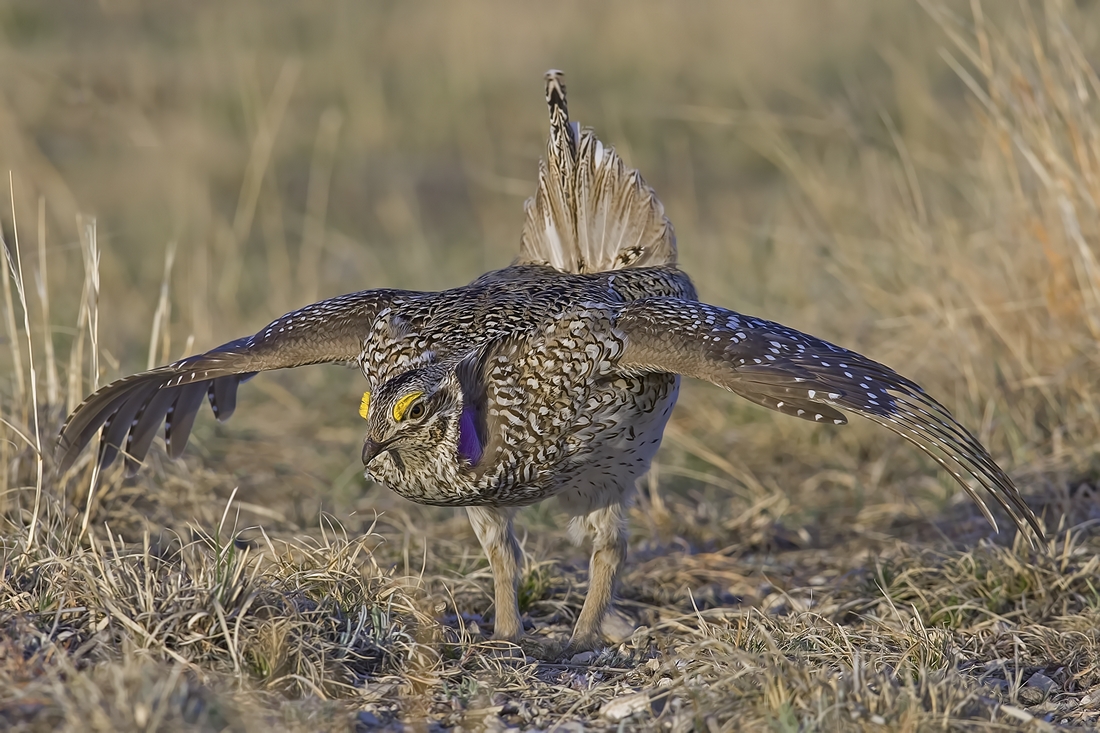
[57,289,408,475]
[614,297,1044,540]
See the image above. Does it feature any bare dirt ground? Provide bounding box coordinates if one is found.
[3,1,1100,730]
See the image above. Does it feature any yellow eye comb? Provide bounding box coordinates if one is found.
[359,391,371,420]
[392,391,423,421]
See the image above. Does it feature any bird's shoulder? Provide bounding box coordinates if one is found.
[358,263,696,383]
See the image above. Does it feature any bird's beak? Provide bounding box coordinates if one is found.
[362,438,387,465]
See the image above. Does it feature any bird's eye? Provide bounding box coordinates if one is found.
[408,402,425,420]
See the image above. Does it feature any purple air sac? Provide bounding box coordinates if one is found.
[457,404,483,465]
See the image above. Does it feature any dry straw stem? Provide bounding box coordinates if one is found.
[299,107,344,305]
[1,186,23,402]
[34,196,59,407]
[147,241,177,372]
[3,173,44,550]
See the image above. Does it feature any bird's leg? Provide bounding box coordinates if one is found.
[567,498,628,653]
[466,506,523,642]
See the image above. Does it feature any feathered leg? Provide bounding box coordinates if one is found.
[566,494,629,652]
[467,506,523,642]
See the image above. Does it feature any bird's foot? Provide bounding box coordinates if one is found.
[482,640,527,664]
[516,635,563,660]
[561,633,605,662]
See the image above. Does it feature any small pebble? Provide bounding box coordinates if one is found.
[1026,672,1058,695]
[600,692,650,721]
[1018,686,1045,706]
[356,711,383,729]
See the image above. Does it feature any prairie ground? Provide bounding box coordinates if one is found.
[2,1,1100,730]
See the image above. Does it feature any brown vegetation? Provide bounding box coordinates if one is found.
[2,1,1100,729]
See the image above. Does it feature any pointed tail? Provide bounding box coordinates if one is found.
[516,70,677,274]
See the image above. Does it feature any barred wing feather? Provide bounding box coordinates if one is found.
[57,290,401,474]
[614,297,1044,540]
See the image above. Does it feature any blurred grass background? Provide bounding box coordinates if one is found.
[3,0,1097,534]
[3,1,1100,728]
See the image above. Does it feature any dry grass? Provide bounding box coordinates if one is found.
[3,0,1100,730]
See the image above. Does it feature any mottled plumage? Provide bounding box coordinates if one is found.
[57,71,1043,653]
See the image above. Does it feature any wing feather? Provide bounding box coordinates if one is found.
[165,383,208,460]
[614,297,1044,540]
[124,388,178,472]
[57,289,406,473]
[453,335,529,478]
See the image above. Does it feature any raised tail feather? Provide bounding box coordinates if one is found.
[516,70,677,274]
